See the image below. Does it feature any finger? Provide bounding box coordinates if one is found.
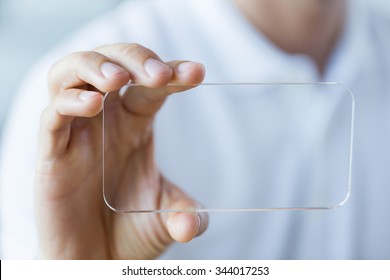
[42,89,104,131]
[117,61,206,116]
[168,60,206,85]
[48,51,130,96]
[160,178,209,243]
[166,200,209,243]
[38,89,104,158]
[95,43,174,88]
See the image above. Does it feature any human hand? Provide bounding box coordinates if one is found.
[35,43,208,259]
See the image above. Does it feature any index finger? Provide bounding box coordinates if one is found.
[113,60,205,117]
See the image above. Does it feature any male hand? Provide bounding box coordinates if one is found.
[35,43,208,259]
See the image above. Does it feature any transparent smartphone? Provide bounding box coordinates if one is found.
[103,83,354,213]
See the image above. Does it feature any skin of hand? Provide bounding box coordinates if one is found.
[35,43,208,259]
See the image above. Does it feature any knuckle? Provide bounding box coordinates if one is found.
[47,57,68,89]
[128,42,143,50]
[95,42,154,60]
[118,43,153,59]
[72,51,103,64]
[39,105,54,128]
[47,51,105,92]
[47,63,57,89]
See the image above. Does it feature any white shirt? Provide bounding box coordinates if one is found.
[1,0,390,259]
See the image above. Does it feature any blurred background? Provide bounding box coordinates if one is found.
[0,0,390,134]
[0,0,122,133]
[0,0,389,259]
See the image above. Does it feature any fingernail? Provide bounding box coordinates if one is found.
[101,62,124,78]
[79,91,98,101]
[143,58,171,78]
[177,61,203,73]
[196,213,202,235]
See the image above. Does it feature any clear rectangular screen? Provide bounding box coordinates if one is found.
[103,83,354,213]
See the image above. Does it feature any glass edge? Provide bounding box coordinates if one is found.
[102,82,356,213]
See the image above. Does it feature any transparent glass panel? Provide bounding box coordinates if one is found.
[103,83,354,213]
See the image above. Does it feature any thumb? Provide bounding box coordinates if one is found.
[160,178,209,243]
